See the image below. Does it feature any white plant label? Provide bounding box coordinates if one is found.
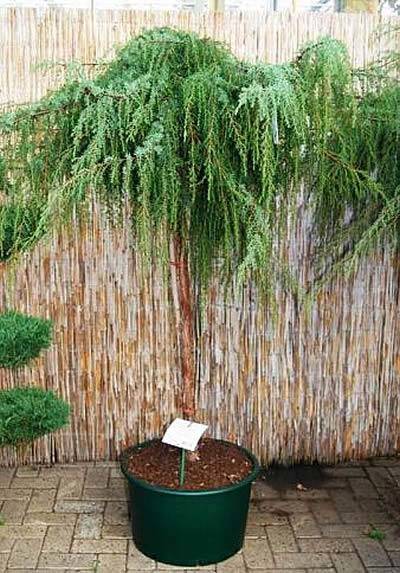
[162,418,208,451]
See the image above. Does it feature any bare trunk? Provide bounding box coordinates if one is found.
[338,0,378,11]
[173,235,195,419]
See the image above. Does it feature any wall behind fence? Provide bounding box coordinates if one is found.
[0,8,400,466]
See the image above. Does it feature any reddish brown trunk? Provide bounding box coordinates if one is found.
[173,235,195,419]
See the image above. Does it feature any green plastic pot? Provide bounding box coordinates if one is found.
[120,439,260,567]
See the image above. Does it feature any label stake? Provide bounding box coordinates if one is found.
[179,448,186,487]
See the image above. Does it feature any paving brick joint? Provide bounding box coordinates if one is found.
[0,457,399,572]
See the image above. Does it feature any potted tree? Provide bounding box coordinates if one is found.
[0,28,272,566]
[0,27,394,565]
[0,311,70,460]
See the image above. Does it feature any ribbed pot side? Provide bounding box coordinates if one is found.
[121,439,260,567]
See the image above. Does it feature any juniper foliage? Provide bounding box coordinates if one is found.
[0,28,399,294]
[0,311,52,368]
[0,386,70,447]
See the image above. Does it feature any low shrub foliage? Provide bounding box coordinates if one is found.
[0,311,52,368]
[0,386,70,447]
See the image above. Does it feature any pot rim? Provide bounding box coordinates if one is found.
[120,438,260,496]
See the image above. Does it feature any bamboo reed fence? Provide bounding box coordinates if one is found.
[0,8,400,466]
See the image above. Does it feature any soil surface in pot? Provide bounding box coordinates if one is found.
[124,438,253,490]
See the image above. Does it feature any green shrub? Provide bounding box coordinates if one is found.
[0,386,70,447]
[0,311,53,368]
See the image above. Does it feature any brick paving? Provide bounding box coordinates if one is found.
[0,457,399,572]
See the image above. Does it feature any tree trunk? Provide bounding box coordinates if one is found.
[173,235,196,419]
[208,0,225,11]
[337,0,378,11]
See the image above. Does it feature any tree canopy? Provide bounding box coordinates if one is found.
[0,28,399,297]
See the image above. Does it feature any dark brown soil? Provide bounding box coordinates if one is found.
[123,438,254,490]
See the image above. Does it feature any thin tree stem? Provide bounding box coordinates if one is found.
[173,234,195,419]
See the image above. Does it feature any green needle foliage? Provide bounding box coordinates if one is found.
[0,311,53,368]
[0,202,44,261]
[0,28,399,295]
[0,386,70,447]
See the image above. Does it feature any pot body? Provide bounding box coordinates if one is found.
[121,439,259,567]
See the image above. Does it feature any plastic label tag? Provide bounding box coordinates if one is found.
[162,418,208,452]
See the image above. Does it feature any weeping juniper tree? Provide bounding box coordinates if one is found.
[0,28,399,418]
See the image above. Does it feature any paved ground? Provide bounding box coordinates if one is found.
[0,457,399,572]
